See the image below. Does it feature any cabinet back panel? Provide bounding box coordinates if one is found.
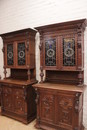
[11,69,28,80]
[46,70,83,84]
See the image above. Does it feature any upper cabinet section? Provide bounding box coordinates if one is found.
[36,19,87,71]
[0,28,37,69]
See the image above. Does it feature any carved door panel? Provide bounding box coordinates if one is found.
[13,88,25,114]
[56,94,74,129]
[4,43,15,68]
[60,34,77,71]
[16,41,28,68]
[43,37,57,69]
[40,93,55,123]
[3,87,13,111]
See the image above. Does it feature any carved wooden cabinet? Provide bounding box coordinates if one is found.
[0,28,37,123]
[1,81,36,124]
[33,83,85,130]
[33,19,87,130]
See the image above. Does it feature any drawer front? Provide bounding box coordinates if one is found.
[40,93,55,123]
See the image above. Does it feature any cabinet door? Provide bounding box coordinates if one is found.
[13,88,25,114]
[40,92,55,123]
[43,37,57,69]
[60,34,77,71]
[5,43,15,68]
[16,41,28,68]
[56,94,74,129]
[3,86,13,111]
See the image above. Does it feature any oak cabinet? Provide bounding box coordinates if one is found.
[3,30,35,69]
[33,83,85,130]
[0,28,37,123]
[1,81,36,124]
[33,19,87,130]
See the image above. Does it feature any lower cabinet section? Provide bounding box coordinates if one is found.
[1,83,36,124]
[33,83,84,130]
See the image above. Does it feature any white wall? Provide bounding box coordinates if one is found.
[0,0,87,128]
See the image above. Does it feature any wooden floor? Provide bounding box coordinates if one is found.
[0,107,38,130]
